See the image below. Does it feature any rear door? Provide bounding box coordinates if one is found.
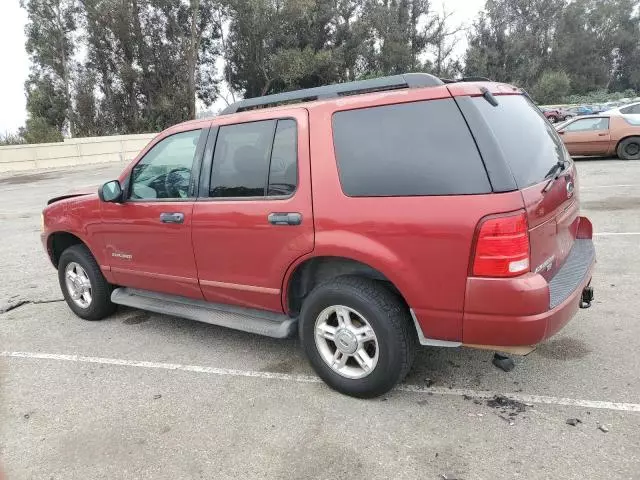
[191,108,313,312]
[470,94,579,280]
[557,117,611,155]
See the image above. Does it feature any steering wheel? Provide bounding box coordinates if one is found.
[164,167,191,198]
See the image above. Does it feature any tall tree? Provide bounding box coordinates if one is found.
[21,0,80,137]
[225,0,343,97]
[79,0,221,134]
[361,0,437,75]
[465,0,566,88]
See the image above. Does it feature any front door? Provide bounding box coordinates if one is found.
[559,117,611,155]
[100,125,209,299]
[191,108,314,312]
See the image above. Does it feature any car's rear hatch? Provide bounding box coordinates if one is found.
[468,92,579,280]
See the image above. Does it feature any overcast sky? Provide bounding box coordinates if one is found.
[0,0,485,135]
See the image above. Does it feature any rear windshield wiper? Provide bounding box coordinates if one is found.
[542,160,568,193]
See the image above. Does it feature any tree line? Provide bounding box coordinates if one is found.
[9,0,640,144]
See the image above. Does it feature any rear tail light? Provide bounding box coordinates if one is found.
[472,211,530,277]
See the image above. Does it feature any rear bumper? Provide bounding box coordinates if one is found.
[462,238,595,346]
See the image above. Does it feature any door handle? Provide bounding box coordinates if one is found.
[598,133,608,136]
[160,212,185,224]
[268,212,302,226]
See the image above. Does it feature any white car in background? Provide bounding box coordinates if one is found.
[606,101,640,115]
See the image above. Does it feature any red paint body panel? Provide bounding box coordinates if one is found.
[463,261,594,346]
[307,91,528,341]
[191,108,314,312]
[41,194,114,281]
[98,201,203,298]
[521,162,580,280]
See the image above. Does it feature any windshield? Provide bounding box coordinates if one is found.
[472,94,570,188]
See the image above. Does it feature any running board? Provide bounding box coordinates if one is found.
[111,288,297,338]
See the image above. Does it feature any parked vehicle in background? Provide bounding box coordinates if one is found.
[556,114,640,159]
[605,101,640,115]
[542,108,562,123]
[541,107,574,123]
[567,105,597,116]
[41,74,596,398]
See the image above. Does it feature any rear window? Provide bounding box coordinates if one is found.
[332,99,491,197]
[472,95,569,188]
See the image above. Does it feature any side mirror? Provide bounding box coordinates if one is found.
[98,180,123,203]
[557,130,565,135]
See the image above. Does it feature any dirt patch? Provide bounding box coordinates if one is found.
[0,171,61,185]
[486,395,530,424]
[580,196,640,211]
[486,395,528,413]
[536,337,591,360]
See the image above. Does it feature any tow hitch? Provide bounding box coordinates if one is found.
[580,285,594,309]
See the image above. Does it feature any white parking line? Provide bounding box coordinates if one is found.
[594,232,640,236]
[3,351,640,413]
[581,184,640,189]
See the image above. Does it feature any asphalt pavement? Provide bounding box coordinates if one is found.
[1,159,639,480]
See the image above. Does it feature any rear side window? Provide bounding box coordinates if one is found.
[472,95,569,188]
[210,119,298,198]
[268,120,297,196]
[332,99,491,197]
[620,104,640,114]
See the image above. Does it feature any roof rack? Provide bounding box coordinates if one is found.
[219,73,444,115]
[441,76,493,84]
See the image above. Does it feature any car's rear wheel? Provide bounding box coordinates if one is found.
[617,137,640,160]
[548,115,558,123]
[299,276,416,398]
[58,244,116,320]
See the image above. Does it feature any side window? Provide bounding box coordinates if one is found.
[210,120,275,197]
[620,104,640,114]
[332,99,491,196]
[130,129,201,200]
[209,118,298,198]
[268,119,297,196]
[564,118,609,132]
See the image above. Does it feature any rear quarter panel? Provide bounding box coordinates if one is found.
[610,116,640,153]
[307,89,525,341]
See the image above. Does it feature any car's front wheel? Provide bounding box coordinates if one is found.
[299,276,416,398]
[58,244,116,320]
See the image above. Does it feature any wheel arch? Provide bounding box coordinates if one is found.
[283,255,411,317]
[46,231,90,268]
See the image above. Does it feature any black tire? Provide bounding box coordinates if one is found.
[299,276,417,398]
[617,137,640,160]
[58,244,116,320]
[548,115,558,123]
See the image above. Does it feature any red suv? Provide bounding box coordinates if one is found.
[42,74,595,398]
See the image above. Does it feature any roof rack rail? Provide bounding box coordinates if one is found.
[441,76,493,84]
[219,73,444,115]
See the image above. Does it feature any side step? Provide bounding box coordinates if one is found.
[111,288,297,338]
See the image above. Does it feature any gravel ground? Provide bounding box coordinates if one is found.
[1,158,639,480]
